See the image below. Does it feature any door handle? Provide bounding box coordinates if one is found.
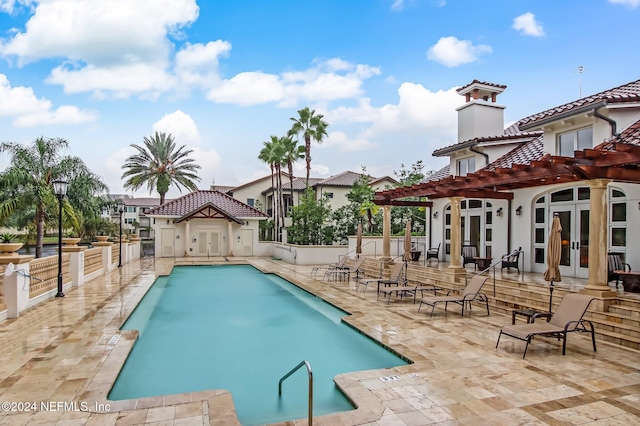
[576,242,580,250]
[571,241,575,250]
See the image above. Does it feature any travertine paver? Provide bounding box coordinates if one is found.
[0,257,638,425]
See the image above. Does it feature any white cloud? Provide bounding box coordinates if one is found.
[174,40,231,90]
[609,0,640,7]
[208,59,380,107]
[320,131,377,152]
[427,36,492,67]
[151,110,220,190]
[0,0,198,98]
[512,12,545,37]
[152,110,201,145]
[391,0,405,11]
[0,73,97,127]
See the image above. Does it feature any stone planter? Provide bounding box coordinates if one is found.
[128,233,140,241]
[95,236,110,242]
[62,237,81,246]
[0,243,23,256]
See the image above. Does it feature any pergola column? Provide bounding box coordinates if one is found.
[448,197,463,269]
[228,220,234,256]
[581,179,616,297]
[382,205,392,261]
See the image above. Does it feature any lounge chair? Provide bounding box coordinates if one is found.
[608,253,631,290]
[426,243,440,263]
[357,262,405,293]
[462,245,478,269]
[378,281,439,303]
[418,275,489,317]
[501,247,521,273]
[339,256,367,281]
[496,293,596,358]
[311,256,349,280]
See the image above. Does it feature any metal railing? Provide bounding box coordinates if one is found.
[278,360,313,425]
[467,248,522,296]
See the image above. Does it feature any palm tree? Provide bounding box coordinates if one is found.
[0,137,108,257]
[121,132,201,204]
[288,107,329,187]
[280,136,305,207]
[258,140,278,240]
[359,200,380,234]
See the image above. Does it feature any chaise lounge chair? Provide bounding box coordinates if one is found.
[338,256,367,281]
[311,256,349,280]
[495,293,596,358]
[418,275,489,317]
[378,280,439,303]
[357,262,405,293]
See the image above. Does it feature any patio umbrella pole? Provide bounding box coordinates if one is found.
[549,279,554,312]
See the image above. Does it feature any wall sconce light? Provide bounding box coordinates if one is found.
[515,206,523,216]
[496,207,503,217]
[166,220,170,224]
[433,211,438,219]
[176,235,180,239]
[237,236,241,241]
[638,201,640,210]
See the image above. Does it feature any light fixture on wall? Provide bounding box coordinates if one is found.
[515,206,523,216]
[496,207,503,217]
[433,211,438,219]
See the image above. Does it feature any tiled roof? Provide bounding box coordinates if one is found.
[485,135,544,171]
[518,79,640,129]
[432,131,542,156]
[456,80,507,94]
[147,190,268,219]
[599,118,640,151]
[370,176,399,186]
[314,171,369,187]
[429,165,450,181]
[210,185,235,194]
[122,197,164,207]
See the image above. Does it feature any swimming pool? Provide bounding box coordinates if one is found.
[109,264,408,425]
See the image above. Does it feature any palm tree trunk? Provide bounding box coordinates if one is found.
[35,206,45,258]
[288,161,294,210]
[305,134,311,187]
[270,164,276,241]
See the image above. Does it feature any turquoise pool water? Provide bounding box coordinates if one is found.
[109,265,408,425]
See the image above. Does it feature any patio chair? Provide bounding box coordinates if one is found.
[357,262,405,293]
[496,293,596,358]
[417,275,489,317]
[311,256,349,280]
[378,280,439,304]
[608,253,631,290]
[426,243,440,263]
[341,256,367,280]
[501,247,522,273]
[462,245,478,269]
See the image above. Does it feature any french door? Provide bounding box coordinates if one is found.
[550,205,589,278]
[197,230,221,256]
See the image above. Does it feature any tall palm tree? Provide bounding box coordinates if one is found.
[280,136,305,206]
[258,139,278,240]
[0,137,108,257]
[258,136,287,241]
[121,132,201,204]
[288,107,329,187]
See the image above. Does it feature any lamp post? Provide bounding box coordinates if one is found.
[118,201,124,267]
[53,179,69,298]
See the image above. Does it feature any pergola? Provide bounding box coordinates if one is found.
[373,130,640,297]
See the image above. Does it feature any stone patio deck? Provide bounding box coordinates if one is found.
[0,257,638,425]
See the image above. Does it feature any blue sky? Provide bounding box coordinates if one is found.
[1,0,639,198]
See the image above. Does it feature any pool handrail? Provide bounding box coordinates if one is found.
[278,359,313,425]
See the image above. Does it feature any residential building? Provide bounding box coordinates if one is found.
[375,78,640,290]
[103,195,165,239]
[146,190,268,257]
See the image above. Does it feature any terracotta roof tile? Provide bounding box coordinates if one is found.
[456,80,507,94]
[518,79,640,128]
[314,171,369,187]
[147,190,268,218]
[432,131,542,156]
[599,118,640,151]
[485,135,544,171]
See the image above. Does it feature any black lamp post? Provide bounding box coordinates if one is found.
[53,179,68,298]
[118,201,124,267]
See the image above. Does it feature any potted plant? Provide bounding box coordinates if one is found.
[0,232,23,255]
